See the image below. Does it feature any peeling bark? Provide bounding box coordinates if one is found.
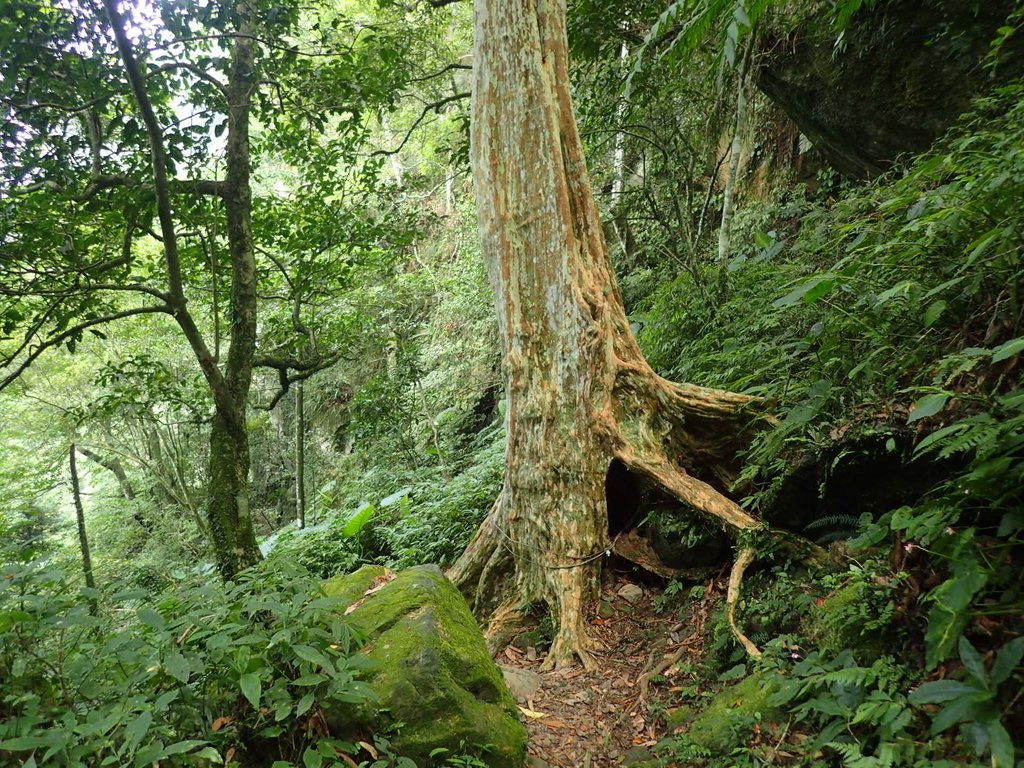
[450,0,774,667]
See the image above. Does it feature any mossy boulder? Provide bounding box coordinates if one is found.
[322,565,526,768]
[671,672,783,753]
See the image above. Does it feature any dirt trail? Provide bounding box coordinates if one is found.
[499,572,721,768]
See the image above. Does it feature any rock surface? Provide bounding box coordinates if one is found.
[500,666,542,703]
[322,565,527,768]
[757,0,1024,177]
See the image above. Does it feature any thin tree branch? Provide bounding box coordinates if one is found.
[254,351,345,410]
[410,62,471,82]
[11,175,227,200]
[101,0,228,409]
[0,306,172,392]
[159,62,228,97]
[371,92,469,157]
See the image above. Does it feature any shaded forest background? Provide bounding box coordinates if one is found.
[1,0,1022,766]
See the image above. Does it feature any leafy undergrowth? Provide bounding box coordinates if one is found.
[266,427,503,579]
[0,559,411,768]
[637,85,1024,768]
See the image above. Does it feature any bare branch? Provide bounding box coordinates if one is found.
[371,92,469,157]
[0,283,170,301]
[0,306,172,393]
[410,62,471,83]
[10,174,227,201]
[254,351,346,410]
[6,93,115,118]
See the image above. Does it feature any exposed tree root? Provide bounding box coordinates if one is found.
[726,546,762,659]
[482,599,532,657]
[636,633,698,706]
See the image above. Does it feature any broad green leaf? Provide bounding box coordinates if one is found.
[137,608,165,630]
[908,679,978,704]
[988,721,1014,768]
[296,692,315,716]
[718,663,746,681]
[0,735,53,750]
[925,569,988,668]
[907,392,949,424]
[293,644,331,669]
[164,652,190,683]
[772,274,835,307]
[240,673,262,709]
[163,740,207,756]
[990,336,1024,363]
[133,740,167,768]
[380,487,412,507]
[342,502,375,538]
[958,637,987,685]
[302,746,323,768]
[923,299,947,327]
[928,693,980,734]
[991,636,1024,686]
[154,690,179,711]
[195,746,224,763]
[123,710,152,755]
[292,673,327,686]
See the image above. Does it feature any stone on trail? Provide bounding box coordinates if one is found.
[323,564,527,768]
[617,583,644,604]
[500,666,542,703]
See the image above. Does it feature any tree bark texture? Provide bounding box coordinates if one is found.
[717,39,752,301]
[295,380,306,529]
[449,0,771,667]
[205,16,262,578]
[69,444,96,590]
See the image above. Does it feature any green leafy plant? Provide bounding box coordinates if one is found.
[0,559,375,767]
[909,637,1024,768]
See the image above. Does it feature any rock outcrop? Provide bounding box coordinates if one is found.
[757,0,1024,177]
[323,565,527,768]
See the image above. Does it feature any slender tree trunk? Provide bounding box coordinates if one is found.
[204,11,262,577]
[102,0,262,577]
[69,444,96,590]
[295,380,306,529]
[76,446,136,500]
[449,0,772,668]
[717,39,753,301]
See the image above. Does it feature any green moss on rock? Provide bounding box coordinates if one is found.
[323,565,526,768]
[806,579,892,661]
[681,672,783,753]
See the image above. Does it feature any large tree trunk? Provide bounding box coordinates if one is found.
[449,0,770,668]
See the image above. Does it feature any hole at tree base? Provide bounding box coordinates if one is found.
[605,459,642,536]
[605,459,731,571]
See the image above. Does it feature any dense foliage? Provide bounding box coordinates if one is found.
[1,0,1022,765]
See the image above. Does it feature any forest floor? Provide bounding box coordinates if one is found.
[499,567,725,768]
